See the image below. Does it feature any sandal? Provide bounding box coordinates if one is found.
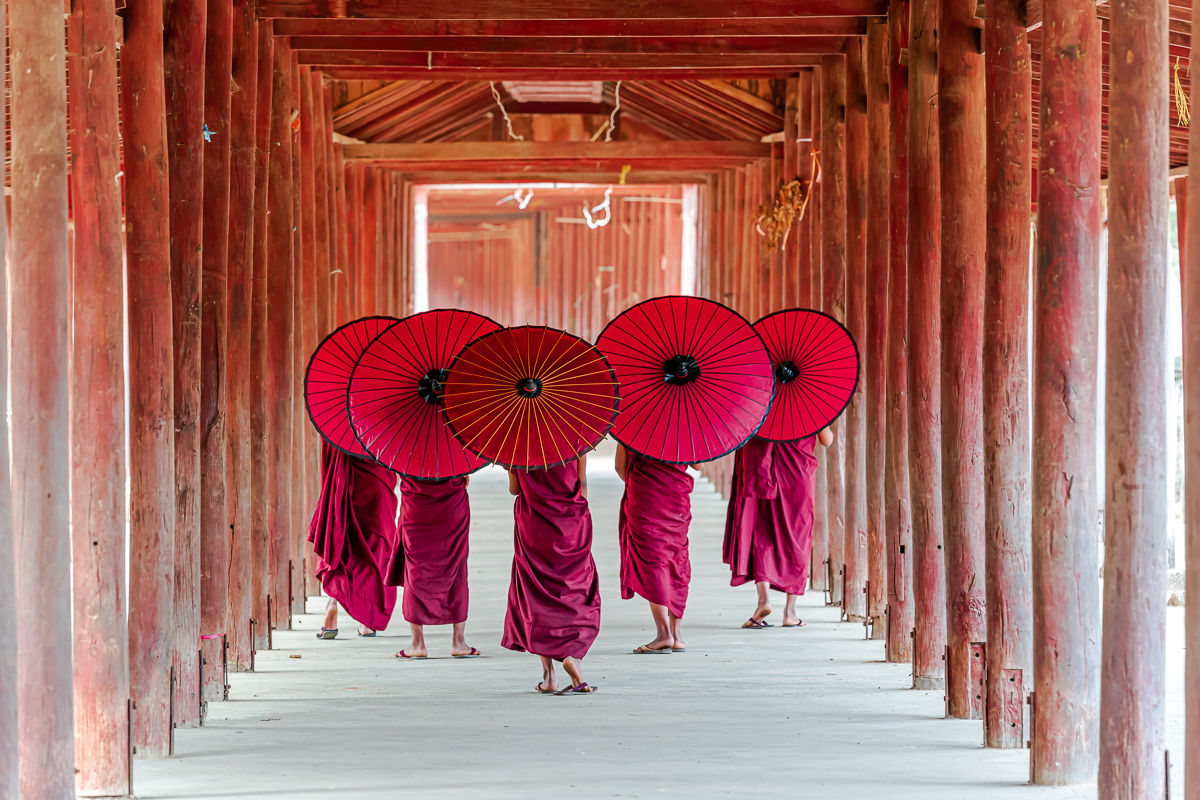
[741,617,773,629]
[556,682,597,695]
[535,681,556,694]
[395,650,428,660]
[633,644,672,654]
[453,647,482,659]
[316,628,338,640]
[358,630,377,637]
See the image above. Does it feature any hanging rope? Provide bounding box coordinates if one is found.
[1175,57,1190,127]
[582,186,614,229]
[605,81,622,142]
[489,82,524,141]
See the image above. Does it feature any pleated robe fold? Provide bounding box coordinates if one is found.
[618,451,693,617]
[386,476,471,626]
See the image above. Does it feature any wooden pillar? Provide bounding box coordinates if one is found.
[939,0,987,720]
[796,71,814,309]
[1099,0,1169,789]
[1032,0,1102,780]
[289,56,306,619]
[10,0,75,790]
[1185,31,1200,795]
[783,76,800,309]
[886,0,915,664]
[267,36,295,634]
[821,55,848,606]
[324,88,342,326]
[249,23,274,653]
[164,0,207,728]
[0,0,13,784]
[844,40,868,623]
[310,71,332,341]
[334,146,351,327]
[122,0,176,757]
[362,168,381,316]
[67,0,129,789]
[983,0,1033,747]
[908,0,947,690]
[810,70,828,593]
[200,0,233,705]
[299,65,321,598]
[225,0,258,673]
[865,21,890,639]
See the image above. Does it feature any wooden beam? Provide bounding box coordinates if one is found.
[289,35,849,54]
[810,73,828,593]
[258,0,889,19]
[289,53,306,619]
[275,16,873,36]
[296,51,833,68]
[506,101,611,115]
[299,66,322,600]
[317,66,820,80]
[344,141,771,161]
[0,0,12,784]
[1183,27,1200,800]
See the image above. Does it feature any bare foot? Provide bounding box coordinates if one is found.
[671,638,687,650]
[451,642,477,657]
[396,645,428,658]
[636,635,674,652]
[782,616,806,627]
[358,624,375,636]
[322,600,338,631]
[741,602,772,627]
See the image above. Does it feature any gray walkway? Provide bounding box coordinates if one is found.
[136,446,1185,799]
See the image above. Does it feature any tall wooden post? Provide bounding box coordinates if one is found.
[886,0,915,664]
[810,71,828,593]
[311,71,332,342]
[783,76,801,309]
[122,0,176,757]
[250,24,274,653]
[796,71,814,309]
[334,146,352,328]
[938,0,987,720]
[324,87,342,327]
[10,0,76,790]
[68,0,130,790]
[200,0,233,705]
[225,0,258,673]
[983,0,1033,748]
[1100,0,1168,790]
[1032,0,1102,781]
[0,0,14,785]
[908,0,947,690]
[289,56,306,619]
[299,66,321,598]
[865,21,890,640]
[1185,26,1200,795]
[164,0,207,728]
[821,55,848,607]
[844,40,868,623]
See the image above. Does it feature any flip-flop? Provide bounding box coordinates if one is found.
[453,647,482,659]
[358,630,377,637]
[741,617,772,629]
[395,650,428,660]
[535,682,557,694]
[671,646,687,652]
[316,628,338,640]
[781,620,807,628]
[633,645,672,654]
[556,683,598,695]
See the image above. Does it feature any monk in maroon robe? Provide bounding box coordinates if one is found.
[503,458,600,695]
[387,476,479,659]
[309,442,399,638]
[722,428,833,628]
[615,443,693,653]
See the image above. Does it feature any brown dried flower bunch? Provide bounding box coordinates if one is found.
[756,177,810,255]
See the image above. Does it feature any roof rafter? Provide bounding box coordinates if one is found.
[259,0,887,19]
[289,36,850,55]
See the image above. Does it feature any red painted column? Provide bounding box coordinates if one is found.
[250,23,274,653]
[1100,0,1169,789]
[983,0,1033,747]
[200,0,233,706]
[122,0,177,757]
[225,0,258,673]
[10,0,75,791]
[267,37,296,634]
[809,71,828,593]
[782,76,800,309]
[299,66,321,598]
[334,146,352,328]
[323,87,342,326]
[844,39,868,623]
[67,0,129,790]
[1032,0,1102,781]
[907,0,947,690]
[1185,34,1200,795]
[886,0,915,664]
[164,0,207,728]
[821,55,848,607]
[290,57,306,618]
[362,168,381,316]
[0,4,13,780]
[865,21,890,640]
[311,71,332,342]
[795,71,814,310]
[938,0,987,720]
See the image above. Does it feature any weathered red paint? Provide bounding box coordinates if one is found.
[324,87,344,327]
[311,71,333,342]
[795,71,814,310]
[10,0,76,790]
[843,39,868,623]
[225,0,259,673]
[122,0,177,757]
[1032,0,1102,781]
[334,146,353,327]
[290,56,308,619]
[886,0,914,665]
[821,55,847,607]
[67,0,129,789]
[200,0,233,706]
[1185,44,1200,797]
[907,0,947,690]
[299,66,322,598]
[0,1,13,777]
[1100,0,1169,788]
[938,0,987,720]
[809,71,828,593]
[864,21,889,639]
[983,0,1033,748]
[258,0,887,21]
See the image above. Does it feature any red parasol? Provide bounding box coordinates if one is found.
[753,308,860,442]
[595,296,774,464]
[347,309,502,479]
[442,326,619,470]
[305,316,400,458]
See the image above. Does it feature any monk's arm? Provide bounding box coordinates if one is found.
[614,442,628,482]
[817,427,834,447]
[578,455,588,500]
[507,469,520,496]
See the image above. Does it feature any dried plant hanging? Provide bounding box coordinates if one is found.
[1175,57,1190,127]
[756,176,810,255]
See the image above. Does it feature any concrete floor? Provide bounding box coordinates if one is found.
[136,447,1186,799]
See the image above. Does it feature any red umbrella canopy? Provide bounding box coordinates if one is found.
[442,326,619,470]
[347,309,502,479]
[595,295,774,464]
[305,316,400,458]
[753,308,860,442]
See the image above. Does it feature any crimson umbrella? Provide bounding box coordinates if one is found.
[305,316,400,458]
[595,295,774,464]
[347,309,502,479]
[753,308,860,442]
[442,325,619,470]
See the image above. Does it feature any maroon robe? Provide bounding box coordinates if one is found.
[308,442,399,631]
[722,436,817,595]
[502,463,601,661]
[385,476,470,626]
[618,451,693,617]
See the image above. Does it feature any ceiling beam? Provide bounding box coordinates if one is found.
[298,52,830,68]
[289,35,850,54]
[320,66,815,79]
[274,17,872,36]
[343,140,771,161]
[505,102,612,114]
[259,0,888,19]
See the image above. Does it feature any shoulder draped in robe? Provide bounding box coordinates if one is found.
[618,450,693,617]
[385,476,471,626]
[308,442,400,631]
[722,436,817,595]
[502,463,601,661]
